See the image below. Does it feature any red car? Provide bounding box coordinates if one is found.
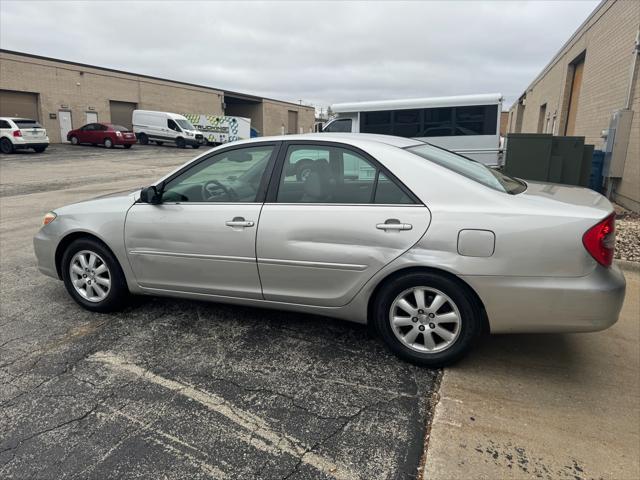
[67,123,137,149]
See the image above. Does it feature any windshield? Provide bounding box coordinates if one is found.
[14,119,42,128]
[176,119,195,131]
[406,144,526,194]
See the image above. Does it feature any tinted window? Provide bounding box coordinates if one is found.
[323,119,352,133]
[96,124,109,131]
[393,109,422,137]
[0,120,12,128]
[455,105,497,135]
[162,146,275,203]
[14,119,42,128]
[422,108,453,136]
[361,111,392,135]
[406,144,525,194]
[167,119,181,132]
[82,124,95,131]
[375,173,413,204]
[277,144,414,204]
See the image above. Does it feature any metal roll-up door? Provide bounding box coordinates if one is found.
[0,90,39,120]
[109,101,137,130]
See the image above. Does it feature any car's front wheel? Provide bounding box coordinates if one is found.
[0,137,14,154]
[138,133,149,145]
[176,137,186,149]
[61,238,129,312]
[70,136,79,145]
[104,138,114,149]
[372,272,481,367]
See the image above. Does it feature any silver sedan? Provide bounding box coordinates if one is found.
[33,134,626,366]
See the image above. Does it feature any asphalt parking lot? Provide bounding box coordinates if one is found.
[0,144,439,479]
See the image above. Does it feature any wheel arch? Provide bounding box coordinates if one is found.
[366,266,490,334]
[54,231,120,280]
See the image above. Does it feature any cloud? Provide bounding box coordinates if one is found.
[0,0,599,110]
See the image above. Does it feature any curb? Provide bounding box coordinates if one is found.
[616,259,640,273]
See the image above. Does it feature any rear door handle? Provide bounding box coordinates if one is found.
[225,217,255,228]
[376,219,412,231]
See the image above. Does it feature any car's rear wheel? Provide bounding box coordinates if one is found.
[155,141,163,146]
[0,138,14,154]
[192,143,200,149]
[33,146,47,153]
[176,137,186,149]
[70,136,79,145]
[138,133,149,145]
[372,272,481,367]
[123,144,132,149]
[61,238,129,312]
[104,138,114,149]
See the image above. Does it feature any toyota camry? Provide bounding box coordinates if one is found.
[33,134,626,366]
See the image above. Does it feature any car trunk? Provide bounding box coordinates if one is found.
[15,121,47,141]
[519,181,613,218]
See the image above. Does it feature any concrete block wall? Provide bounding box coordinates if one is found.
[507,0,640,211]
[261,100,316,136]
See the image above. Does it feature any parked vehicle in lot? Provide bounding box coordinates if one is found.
[33,134,626,366]
[182,113,251,145]
[132,110,202,149]
[0,117,49,153]
[67,123,136,149]
[323,93,503,165]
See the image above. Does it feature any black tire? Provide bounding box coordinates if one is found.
[176,137,186,149]
[123,144,132,149]
[61,237,129,312]
[192,143,200,149]
[155,141,163,146]
[70,136,80,146]
[104,138,114,149]
[0,137,14,154]
[138,133,149,145]
[33,146,47,153]
[372,272,481,367]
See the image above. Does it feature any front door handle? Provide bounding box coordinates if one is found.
[376,219,412,231]
[225,217,255,228]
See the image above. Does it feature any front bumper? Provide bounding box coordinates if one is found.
[33,224,60,279]
[462,264,626,333]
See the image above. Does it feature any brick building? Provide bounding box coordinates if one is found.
[0,50,315,143]
[507,0,640,211]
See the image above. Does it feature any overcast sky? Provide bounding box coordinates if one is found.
[1,1,600,111]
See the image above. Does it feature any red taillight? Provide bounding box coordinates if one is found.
[12,130,22,137]
[582,213,615,267]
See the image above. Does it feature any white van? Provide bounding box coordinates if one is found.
[324,93,503,165]
[132,110,203,149]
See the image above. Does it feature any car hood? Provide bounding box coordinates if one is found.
[517,180,613,218]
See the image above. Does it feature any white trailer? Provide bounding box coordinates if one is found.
[182,114,251,145]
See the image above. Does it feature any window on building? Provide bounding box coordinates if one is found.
[537,104,547,133]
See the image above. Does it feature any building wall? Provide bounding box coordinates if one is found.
[261,100,316,136]
[507,0,640,211]
[0,52,224,143]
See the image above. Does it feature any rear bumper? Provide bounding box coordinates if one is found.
[115,137,137,145]
[14,141,49,150]
[462,264,626,333]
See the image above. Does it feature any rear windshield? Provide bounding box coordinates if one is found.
[112,125,129,132]
[14,119,42,128]
[406,143,526,194]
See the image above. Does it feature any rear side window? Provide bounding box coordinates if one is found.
[14,119,42,128]
[276,144,415,204]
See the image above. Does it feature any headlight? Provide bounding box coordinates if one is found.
[43,211,57,226]
[186,132,193,137]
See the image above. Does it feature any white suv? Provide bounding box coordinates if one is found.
[0,117,50,154]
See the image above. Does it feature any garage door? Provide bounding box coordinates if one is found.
[0,90,39,120]
[109,101,137,130]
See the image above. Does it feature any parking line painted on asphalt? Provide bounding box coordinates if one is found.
[87,351,357,480]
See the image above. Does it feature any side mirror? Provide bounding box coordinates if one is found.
[139,186,162,204]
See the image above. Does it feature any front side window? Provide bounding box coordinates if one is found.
[323,118,352,133]
[176,119,195,131]
[161,146,275,203]
[0,120,10,129]
[82,124,96,131]
[406,143,525,194]
[167,119,181,132]
[276,144,415,204]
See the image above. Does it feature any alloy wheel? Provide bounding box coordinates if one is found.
[389,286,461,353]
[69,250,111,302]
